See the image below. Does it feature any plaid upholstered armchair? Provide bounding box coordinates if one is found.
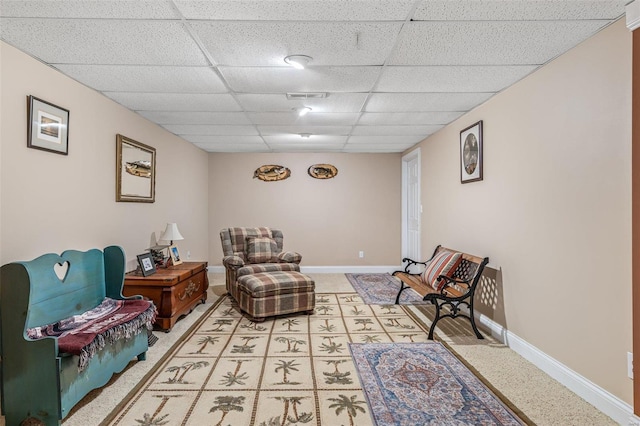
[220,227,302,294]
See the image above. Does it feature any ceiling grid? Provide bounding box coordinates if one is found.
[0,0,627,153]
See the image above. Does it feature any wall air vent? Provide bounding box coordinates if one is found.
[286,92,328,100]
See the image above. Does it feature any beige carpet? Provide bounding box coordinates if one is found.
[19,273,612,426]
[407,305,616,426]
[101,291,447,425]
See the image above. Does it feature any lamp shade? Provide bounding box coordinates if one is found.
[160,223,184,243]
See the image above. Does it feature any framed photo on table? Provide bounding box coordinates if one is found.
[27,95,70,155]
[137,253,157,276]
[169,245,183,266]
[460,120,483,184]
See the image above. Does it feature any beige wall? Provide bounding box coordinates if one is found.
[0,42,210,269]
[208,152,401,266]
[411,19,632,403]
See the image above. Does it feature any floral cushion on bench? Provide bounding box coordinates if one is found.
[422,250,462,291]
[27,297,156,371]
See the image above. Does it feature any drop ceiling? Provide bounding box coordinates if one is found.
[0,0,627,153]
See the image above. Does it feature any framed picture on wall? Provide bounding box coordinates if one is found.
[27,95,70,155]
[460,120,483,183]
[169,245,183,266]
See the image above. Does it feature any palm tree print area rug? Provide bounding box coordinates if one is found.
[104,293,433,426]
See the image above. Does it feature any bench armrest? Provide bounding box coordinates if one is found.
[437,275,471,293]
[400,257,430,273]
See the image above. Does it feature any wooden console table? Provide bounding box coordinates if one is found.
[124,261,208,331]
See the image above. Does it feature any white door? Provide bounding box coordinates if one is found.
[402,149,421,261]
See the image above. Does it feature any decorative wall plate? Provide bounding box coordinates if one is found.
[308,163,338,179]
[253,164,291,181]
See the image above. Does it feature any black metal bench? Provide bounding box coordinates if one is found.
[392,245,489,340]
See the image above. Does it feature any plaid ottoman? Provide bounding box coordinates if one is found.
[232,271,315,321]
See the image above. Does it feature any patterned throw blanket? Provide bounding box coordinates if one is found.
[27,297,156,371]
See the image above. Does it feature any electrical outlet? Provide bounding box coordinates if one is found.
[628,352,634,379]
[186,250,191,259]
[359,251,364,258]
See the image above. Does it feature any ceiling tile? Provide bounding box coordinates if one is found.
[248,113,359,126]
[236,93,367,113]
[377,65,538,92]
[194,143,270,153]
[352,125,442,136]
[175,0,415,20]
[190,21,402,66]
[412,0,626,21]
[263,134,347,146]
[342,144,413,153]
[54,65,227,93]
[270,144,346,152]
[390,20,610,66]
[138,111,251,125]
[220,67,381,93]
[105,93,242,112]
[258,126,352,136]
[163,125,258,136]
[359,112,464,125]
[347,135,426,145]
[264,134,347,143]
[0,0,179,18]
[0,0,623,154]
[184,135,265,144]
[1,18,208,65]
[366,93,494,112]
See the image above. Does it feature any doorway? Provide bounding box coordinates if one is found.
[402,148,421,262]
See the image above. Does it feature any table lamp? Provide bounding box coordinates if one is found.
[160,222,184,245]
[149,223,185,267]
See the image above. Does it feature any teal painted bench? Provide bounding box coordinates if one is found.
[0,246,152,425]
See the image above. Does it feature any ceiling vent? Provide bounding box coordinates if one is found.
[286,92,328,100]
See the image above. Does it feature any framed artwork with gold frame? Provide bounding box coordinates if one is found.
[116,134,156,202]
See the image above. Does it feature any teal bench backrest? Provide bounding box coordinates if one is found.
[4,246,126,330]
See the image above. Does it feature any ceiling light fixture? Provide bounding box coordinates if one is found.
[294,106,312,116]
[286,92,328,100]
[284,54,313,69]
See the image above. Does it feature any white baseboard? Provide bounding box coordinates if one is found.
[300,265,400,274]
[207,265,401,274]
[477,314,634,425]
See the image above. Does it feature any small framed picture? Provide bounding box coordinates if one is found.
[137,253,157,276]
[27,95,70,155]
[460,120,483,184]
[169,245,183,266]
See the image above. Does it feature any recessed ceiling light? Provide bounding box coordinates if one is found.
[284,55,313,69]
[294,107,312,116]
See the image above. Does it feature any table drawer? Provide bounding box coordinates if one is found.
[171,270,207,314]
